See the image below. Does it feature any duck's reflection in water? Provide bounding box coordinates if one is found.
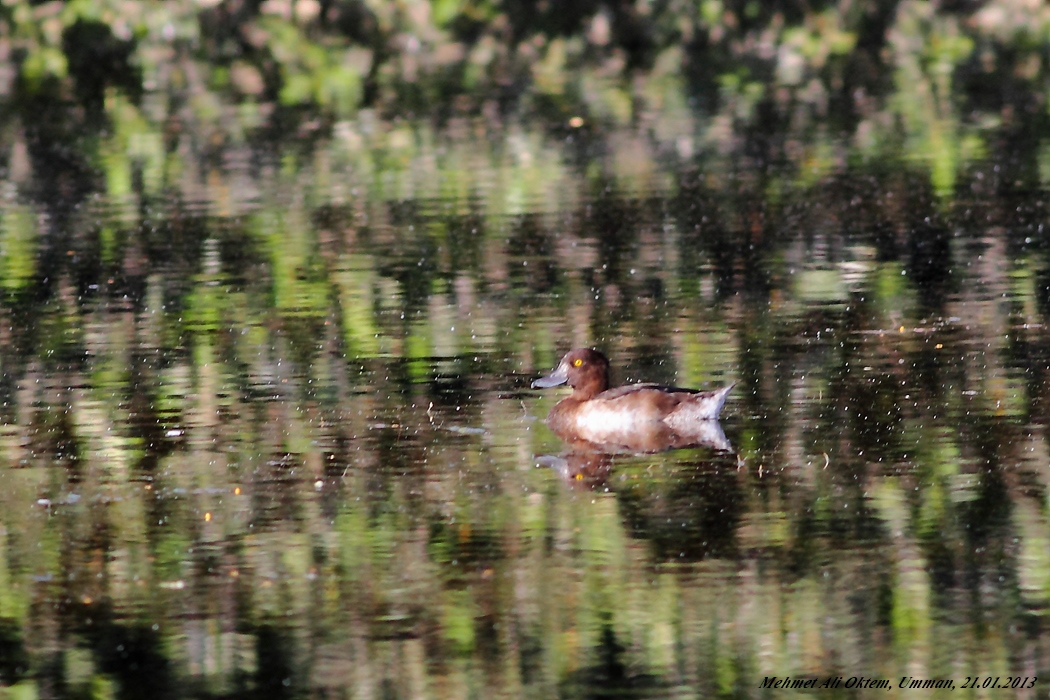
[536,420,742,563]
[536,419,732,489]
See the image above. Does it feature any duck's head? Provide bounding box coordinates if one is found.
[532,348,610,399]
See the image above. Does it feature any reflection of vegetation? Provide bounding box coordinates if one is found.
[615,454,742,562]
[0,200,37,294]
[560,613,662,699]
[0,136,1046,695]
[3,0,1050,202]
[0,618,29,686]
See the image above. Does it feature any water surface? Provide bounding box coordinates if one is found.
[0,126,1048,699]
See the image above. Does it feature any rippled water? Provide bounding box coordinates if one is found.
[0,129,1048,698]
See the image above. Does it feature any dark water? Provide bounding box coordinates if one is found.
[1,128,1049,699]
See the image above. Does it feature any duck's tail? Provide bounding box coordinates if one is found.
[707,382,735,419]
[666,383,735,426]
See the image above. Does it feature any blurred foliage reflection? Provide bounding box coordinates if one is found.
[0,116,1048,697]
[2,0,1050,199]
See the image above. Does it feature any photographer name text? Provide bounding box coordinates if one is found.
[760,676,1038,691]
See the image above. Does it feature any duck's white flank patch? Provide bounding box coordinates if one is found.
[572,402,642,440]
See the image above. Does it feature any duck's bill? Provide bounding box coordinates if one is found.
[532,366,568,388]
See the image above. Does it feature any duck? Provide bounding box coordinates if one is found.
[532,348,734,452]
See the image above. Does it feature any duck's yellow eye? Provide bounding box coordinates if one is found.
[573,358,583,367]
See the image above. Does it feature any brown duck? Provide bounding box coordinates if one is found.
[532,348,734,452]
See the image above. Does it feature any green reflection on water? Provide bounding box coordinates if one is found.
[0,115,1048,700]
[0,202,37,294]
